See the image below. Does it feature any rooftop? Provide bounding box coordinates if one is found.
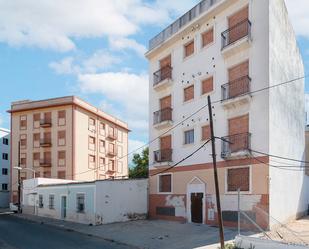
[148,0,222,51]
[8,96,129,131]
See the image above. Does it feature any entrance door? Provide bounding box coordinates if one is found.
[61,196,67,219]
[191,193,203,223]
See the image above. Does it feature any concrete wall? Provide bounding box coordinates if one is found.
[95,179,148,224]
[268,0,309,224]
[0,128,10,208]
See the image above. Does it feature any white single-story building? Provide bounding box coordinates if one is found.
[22,178,148,225]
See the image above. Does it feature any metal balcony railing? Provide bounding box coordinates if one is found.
[153,66,172,86]
[39,159,52,167]
[149,0,220,50]
[107,149,117,157]
[154,149,173,163]
[221,75,251,101]
[40,118,52,127]
[107,130,117,140]
[40,138,52,147]
[221,19,251,50]
[153,107,173,125]
[221,133,251,158]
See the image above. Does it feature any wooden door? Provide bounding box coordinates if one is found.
[160,95,171,109]
[159,55,171,68]
[228,114,249,152]
[160,135,171,149]
[191,193,203,223]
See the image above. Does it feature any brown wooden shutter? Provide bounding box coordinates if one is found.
[201,77,213,95]
[184,40,194,57]
[160,95,171,109]
[227,167,249,191]
[202,125,211,141]
[184,85,194,102]
[202,28,214,47]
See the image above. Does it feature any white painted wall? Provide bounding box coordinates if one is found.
[95,179,148,224]
[0,128,10,208]
[268,0,309,224]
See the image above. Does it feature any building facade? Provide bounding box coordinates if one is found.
[9,96,129,203]
[22,178,148,225]
[0,128,10,207]
[146,0,309,228]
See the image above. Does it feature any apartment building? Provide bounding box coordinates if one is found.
[0,128,10,207]
[9,96,129,203]
[146,0,309,228]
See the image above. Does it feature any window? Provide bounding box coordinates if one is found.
[76,194,85,213]
[33,152,40,167]
[33,113,40,128]
[58,110,66,126]
[58,151,66,167]
[201,76,214,95]
[2,153,8,160]
[159,174,172,193]
[89,155,95,169]
[3,138,8,145]
[99,122,105,136]
[99,157,105,170]
[117,161,123,174]
[184,129,194,144]
[89,117,95,131]
[227,167,250,192]
[2,184,8,191]
[2,168,8,175]
[57,171,66,179]
[202,125,211,141]
[184,40,194,58]
[99,140,105,153]
[43,171,51,178]
[20,135,27,149]
[201,28,214,48]
[39,195,43,208]
[49,195,55,209]
[184,85,194,102]
[20,115,27,130]
[33,133,40,148]
[109,159,115,171]
[58,130,66,146]
[88,136,95,150]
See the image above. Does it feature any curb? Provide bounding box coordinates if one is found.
[11,214,141,249]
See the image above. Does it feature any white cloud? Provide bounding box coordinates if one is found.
[49,57,79,75]
[0,114,3,127]
[78,72,149,135]
[0,0,199,52]
[109,37,147,57]
[285,0,309,39]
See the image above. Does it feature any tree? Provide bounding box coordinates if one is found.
[129,147,149,178]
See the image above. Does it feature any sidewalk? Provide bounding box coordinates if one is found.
[13,213,237,249]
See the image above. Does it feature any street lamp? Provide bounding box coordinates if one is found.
[13,167,36,179]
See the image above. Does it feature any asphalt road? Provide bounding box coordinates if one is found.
[0,214,135,249]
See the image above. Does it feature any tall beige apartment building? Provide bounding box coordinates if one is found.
[9,96,129,202]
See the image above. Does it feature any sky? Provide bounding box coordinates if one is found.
[0,0,308,160]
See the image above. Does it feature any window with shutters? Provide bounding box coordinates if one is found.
[184,40,194,58]
[227,167,250,192]
[201,125,211,141]
[20,115,27,130]
[58,130,66,146]
[158,174,172,193]
[184,85,194,102]
[58,151,66,167]
[39,195,44,208]
[99,122,105,136]
[33,133,40,148]
[99,157,105,171]
[88,155,95,169]
[20,134,27,149]
[57,171,66,179]
[88,136,95,151]
[201,76,214,95]
[89,117,96,131]
[20,153,26,167]
[58,110,66,126]
[33,113,40,129]
[99,140,105,153]
[201,28,214,48]
[33,152,40,167]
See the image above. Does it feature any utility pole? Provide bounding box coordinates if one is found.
[17,140,21,213]
[207,95,225,249]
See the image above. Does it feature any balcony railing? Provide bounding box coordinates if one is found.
[107,131,117,140]
[221,75,251,101]
[153,66,172,86]
[39,159,52,167]
[40,138,52,147]
[221,133,251,158]
[221,19,251,50]
[107,149,117,157]
[40,118,52,127]
[153,107,173,125]
[154,149,173,163]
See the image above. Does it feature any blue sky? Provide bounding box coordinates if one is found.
[0,0,308,158]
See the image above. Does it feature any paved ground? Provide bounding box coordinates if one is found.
[13,213,237,249]
[0,214,135,249]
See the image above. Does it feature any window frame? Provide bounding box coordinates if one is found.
[200,26,215,49]
[225,166,252,194]
[2,168,8,175]
[39,195,44,208]
[200,75,214,96]
[76,193,85,213]
[183,84,195,103]
[184,129,195,145]
[2,153,8,160]
[2,138,9,145]
[183,39,195,59]
[49,194,55,209]
[157,173,173,194]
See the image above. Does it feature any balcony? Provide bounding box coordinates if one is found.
[40,138,52,147]
[221,133,251,159]
[221,19,251,57]
[40,118,52,128]
[107,149,117,157]
[154,149,173,163]
[153,66,173,90]
[221,76,251,108]
[107,131,117,140]
[153,107,173,129]
[39,159,52,167]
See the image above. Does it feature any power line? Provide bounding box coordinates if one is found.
[150,139,211,177]
[68,74,308,178]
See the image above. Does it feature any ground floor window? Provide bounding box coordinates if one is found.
[227,167,250,192]
[159,174,172,193]
[1,183,8,191]
[49,195,55,209]
[76,193,85,213]
[39,195,44,208]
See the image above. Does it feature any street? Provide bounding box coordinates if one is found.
[0,214,135,249]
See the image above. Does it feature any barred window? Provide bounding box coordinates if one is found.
[49,195,55,209]
[76,194,85,213]
[159,174,172,193]
[39,195,44,208]
[227,167,250,192]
